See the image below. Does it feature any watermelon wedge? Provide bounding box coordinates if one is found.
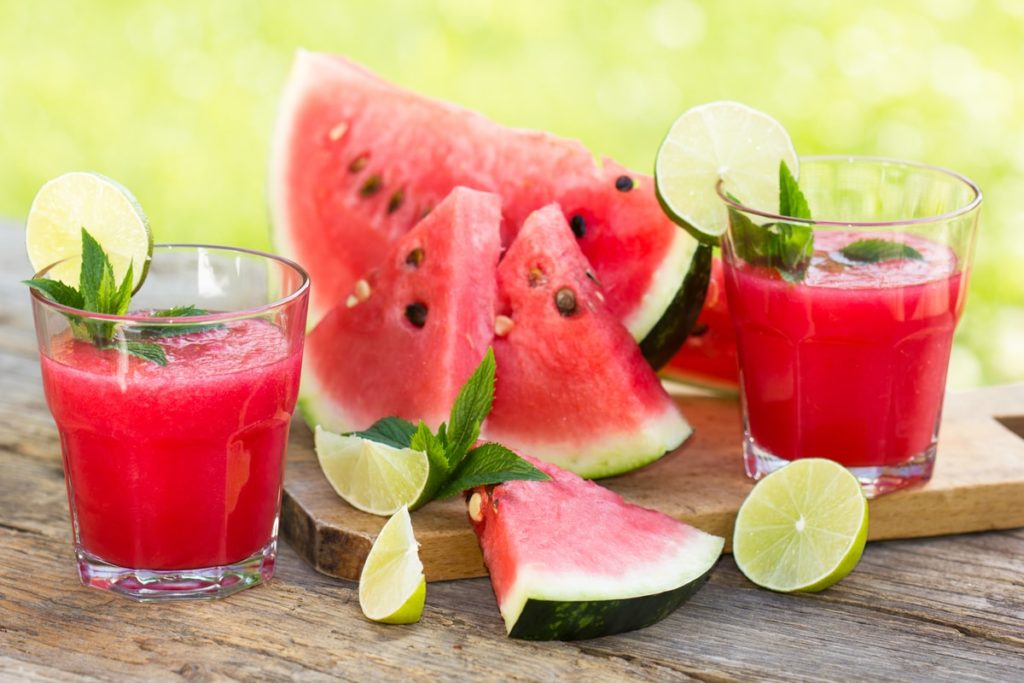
[269,50,709,362]
[485,205,692,478]
[468,457,724,641]
[299,187,501,432]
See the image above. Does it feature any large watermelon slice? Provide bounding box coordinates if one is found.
[485,205,691,478]
[661,257,741,392]
[269,50,709,362]
[467,456,724,641]
[299,186,502,432]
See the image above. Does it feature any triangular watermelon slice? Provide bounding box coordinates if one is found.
[484,205,692,478]
[269,50,709,363]
[468,457,724,641]
[299,186,501,432]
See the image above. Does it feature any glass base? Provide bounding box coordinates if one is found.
[743,437,937,498]
[75,539,277,602]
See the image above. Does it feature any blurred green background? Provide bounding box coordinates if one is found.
[2,0,1022,387]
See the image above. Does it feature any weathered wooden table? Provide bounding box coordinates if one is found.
[1,222,1021,681]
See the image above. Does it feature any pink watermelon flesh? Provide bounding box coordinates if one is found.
[484,204,692,478]
[300,186,501,432]
[469,456,724,640]
[270,50,696,341]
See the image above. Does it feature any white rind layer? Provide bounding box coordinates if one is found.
[483,403,692,479]
[499,525,724,633]
[621,225,697,341]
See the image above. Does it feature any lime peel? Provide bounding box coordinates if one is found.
[733,458,869,593]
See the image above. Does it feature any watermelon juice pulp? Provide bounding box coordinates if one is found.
[41,319,302,571]
[725,231,966,481]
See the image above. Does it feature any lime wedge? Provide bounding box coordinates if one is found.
[314,427,430,516]
[26,172,153,291]
[733,458,869,593]
[359,506,426,624]
[655,101,798,243]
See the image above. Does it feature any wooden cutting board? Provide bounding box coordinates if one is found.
[280,382,1024,582]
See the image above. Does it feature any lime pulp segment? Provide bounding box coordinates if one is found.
[358,506,426,624]
[25,172,153,292]
[732,458,868,593]
[655,100,798,242]
[314,427,430,516]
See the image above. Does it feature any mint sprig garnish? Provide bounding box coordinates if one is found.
[136,304,223,338]
[839,239,923,264]
[729,160,814,282]
[348,349,549,505]
[23,227,202,366]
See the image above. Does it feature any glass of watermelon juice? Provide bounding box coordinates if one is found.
[30,245,309,600]
[719,157,981,497]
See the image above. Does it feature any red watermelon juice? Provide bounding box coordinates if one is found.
[725,231,966,493]
[41,319,302,575]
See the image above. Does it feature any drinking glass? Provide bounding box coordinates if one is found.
[720,157,981,497]
[30,245,309,600]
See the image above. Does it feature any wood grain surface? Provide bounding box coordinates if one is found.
[1,222,1022,681]
[283,384,1024,582]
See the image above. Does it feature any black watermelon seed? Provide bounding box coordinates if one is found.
[690,322,709,337]
[387,189,405,214]
[348,153,369,173]
[420,205,434,220]
[615,175,634,192]
[569,214,587,238]
[555,288,577,317]
[405,248,425,267]
[359,174,382,197]
[405,302,428,328]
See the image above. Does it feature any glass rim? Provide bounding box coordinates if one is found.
[715,155,983,227]
[29,242,310,325]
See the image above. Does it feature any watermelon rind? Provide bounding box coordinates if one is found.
[487,406,692,480]
[623,225,702,342]
[509,568,714,641]
[501,528,724,640]
[639,241,712,370]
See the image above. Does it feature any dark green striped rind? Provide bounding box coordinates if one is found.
[507,565,714,641]
[639,242,712,370]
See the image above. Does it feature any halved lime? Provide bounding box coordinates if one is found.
[26,172,153,291]
[733,458,869,593]
[359,506,426,624]
[314,427,430,516]
[655,101,798,243]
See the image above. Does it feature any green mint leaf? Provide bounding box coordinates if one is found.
[111,260,134,316]
[445,348,496,470]
[839,239,924,264]
[22,278,84,309]
[434,443,549,500]
[779,160,812,220]
[728,206,775,264]
[138,304,223,338]
[79,227,110,313]
[152,304,205,317]
[771,222,814,280]
[120,341,167,366]
[410,421,448,477]
[349,417,417,450]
